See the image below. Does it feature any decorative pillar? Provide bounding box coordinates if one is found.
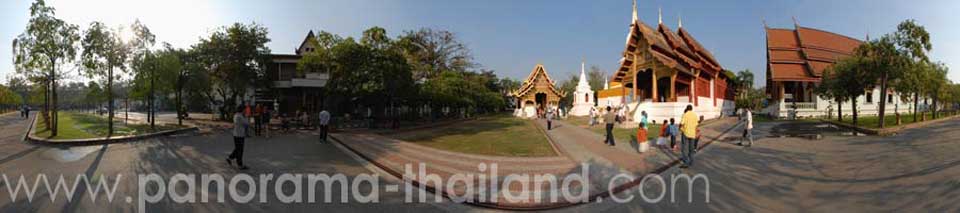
[711,78,716,107]
[651,70,658,103]
[670,73,677,102]
[691,72,697,106]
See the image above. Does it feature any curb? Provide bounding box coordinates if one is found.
[331,118,743,210]
[25,115,199,146]
[821,114,960,136]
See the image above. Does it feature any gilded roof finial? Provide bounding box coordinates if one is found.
[678,15,683,28]
[658,7,663,25]
[632,0,638,22]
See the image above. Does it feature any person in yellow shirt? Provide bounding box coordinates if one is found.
[679,105,699,168]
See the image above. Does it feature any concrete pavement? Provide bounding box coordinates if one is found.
[3,110,960,212]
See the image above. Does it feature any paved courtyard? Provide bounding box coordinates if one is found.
[0,111,959,212]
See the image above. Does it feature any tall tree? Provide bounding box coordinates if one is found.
[870,20,932,128]
[11,0,80,136]
[128,20,158,128]
[822,54,875,126]
[587,65,606,90]
[194,22,271,120]
[395,28,474,80]
[81,21,129,135]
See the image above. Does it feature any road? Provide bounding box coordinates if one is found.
[0,112,454,212]
[1,110,959,212]
[569,117,960,212]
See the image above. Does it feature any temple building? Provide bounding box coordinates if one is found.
[256,31,330,114]
[569,61,596,116]
[764,22,920,118]
[512,64,566,118]
[596,1,735,122]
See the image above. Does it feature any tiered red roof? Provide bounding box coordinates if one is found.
[766,26,863,82]
[612,16,723,83]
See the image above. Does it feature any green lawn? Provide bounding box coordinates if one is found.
[836,111,958,128]
[389,114,556,157]
[565,116,663,144]
[34,112,185,140]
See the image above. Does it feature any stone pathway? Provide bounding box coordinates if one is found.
[331,116,743,209]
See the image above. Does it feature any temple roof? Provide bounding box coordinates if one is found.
[766,26,863,82]
[513,64,565,98]
[612,13,724,83]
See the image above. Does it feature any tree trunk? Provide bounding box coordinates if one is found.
[877,75,887,128]
[43,77,50,131]
[51,62,58,137]
[150,67,155,129]
[177,87,183,126]
[108,67,114,136]
[933,95,939,119]
[852,98,859,127]
[837,97,843,122]
[913,93,919,122]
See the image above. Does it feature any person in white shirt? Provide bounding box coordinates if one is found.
[739,108,754,147]
[227,106,250,170]
[318,109,331,142]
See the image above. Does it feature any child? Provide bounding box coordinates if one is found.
[636,121,648,153]
[669,118,678,150]
[659,120,669,148]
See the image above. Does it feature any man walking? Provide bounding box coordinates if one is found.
[738,108,754,147]
[546,108,554,130]
[227,106,251,170]
[318,109,331,143]
[679,105,699,168]
[603,106,617,146]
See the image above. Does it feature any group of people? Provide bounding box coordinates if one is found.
[633,105,701,168]
[19,105,30,119]
[226,103,332,171]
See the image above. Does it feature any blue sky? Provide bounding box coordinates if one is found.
[2,0,959,87]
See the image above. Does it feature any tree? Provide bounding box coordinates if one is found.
[870,20,932,128]
[12,0,80,136]
[733,69,758,110]
[821,54,875,126]
[927,63,949,118]
[816,68,848,121]
[558,73,579,110]
[193,22,271,120]
[81,21,129,135]
[5,76,30,105]
[587,65,606,90]
[127,20,160,128]
[395,28,474,80]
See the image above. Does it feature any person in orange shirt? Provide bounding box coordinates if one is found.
[636,121,647,151]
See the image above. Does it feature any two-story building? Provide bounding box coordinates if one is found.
[257,31,330,115]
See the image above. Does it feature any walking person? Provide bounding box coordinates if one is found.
[254,104,264,136]
[546,108,554,130]
[668,118,678,151]
[262,108,272,138]
[679,105,699,168]
[227,106,251,170]
[637,121,648,152]
[603,106,617,146]
[738,108,754,147]
[318,109,331,143]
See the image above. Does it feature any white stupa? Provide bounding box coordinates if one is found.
[569,61,595,116]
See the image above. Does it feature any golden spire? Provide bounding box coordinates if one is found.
[658,7,663,25]
[632,0,638,22]
[678,15,683,28]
